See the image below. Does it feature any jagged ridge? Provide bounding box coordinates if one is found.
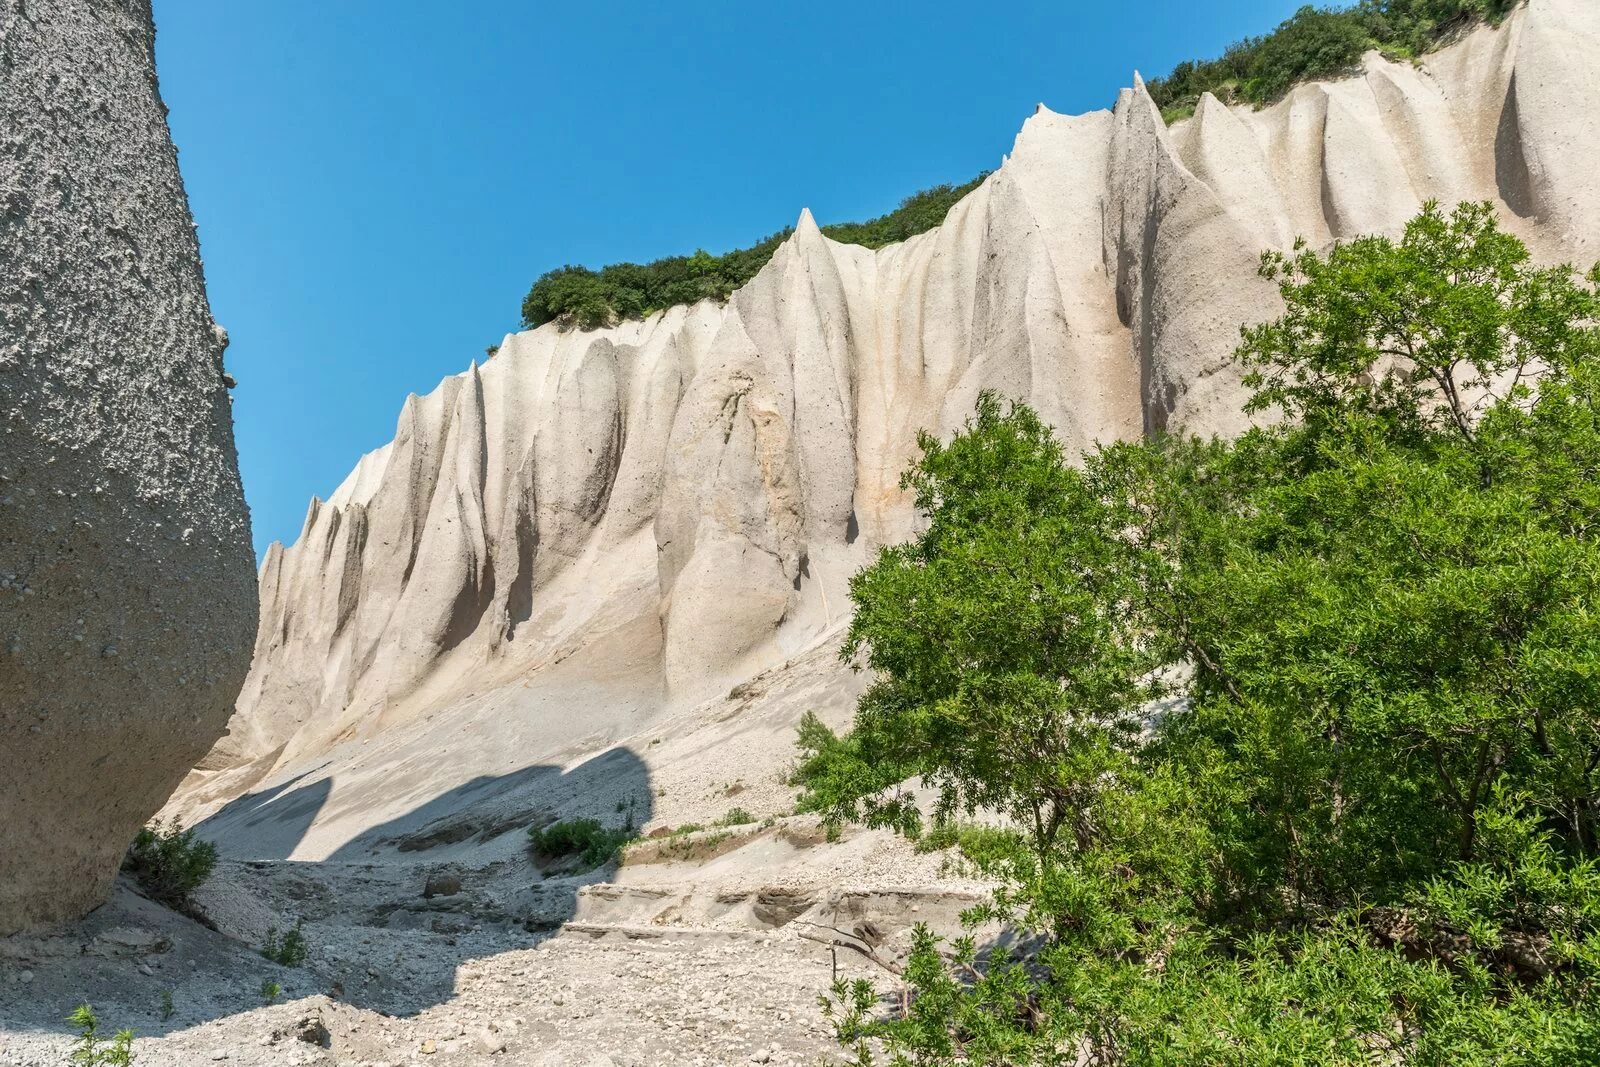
[198,0,1599,819]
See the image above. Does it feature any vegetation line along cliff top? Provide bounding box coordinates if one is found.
[518,0,1519,335]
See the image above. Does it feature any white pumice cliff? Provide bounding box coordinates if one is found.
[0,0,257,934]
[1,4,1598,1064]
[180,0,1600,856]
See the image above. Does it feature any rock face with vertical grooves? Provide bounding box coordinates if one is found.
[0,0,257,933]
[188,1,1599,846]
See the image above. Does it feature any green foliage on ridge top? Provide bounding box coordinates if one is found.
[519,175,988,332]
[799,202,1600,1064]
[517,1,1519,335]
[1148,0,1521,119]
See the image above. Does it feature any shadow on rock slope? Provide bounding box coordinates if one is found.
[191,768,334,861]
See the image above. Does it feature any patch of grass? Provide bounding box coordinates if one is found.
[661,829,733,860]
[157,990,173,1023]
[258,979,281,1005]
[260,922,309,968]
[527,817,638,871]
[121,819,217,911]
[716,807,757,827]
[67,1004,134,1066]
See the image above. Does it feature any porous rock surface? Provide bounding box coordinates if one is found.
[0,0,257,933]
[183,0,1598,854]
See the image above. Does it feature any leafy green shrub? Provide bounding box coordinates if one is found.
[526,817,636,870]
[260,922,309,967]
[716,807,756,827]
[1148,0,1520,116]
[520,175,987,331]
[258,979,281,1005]
[67,1004,134,1067]
[121,819,217,910]
[804,202,1600,1064]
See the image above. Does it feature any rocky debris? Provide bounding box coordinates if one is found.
[0,0,257,935]
[0,833,976,1066]
[91,927,169,957]
[292,1013,331,1047]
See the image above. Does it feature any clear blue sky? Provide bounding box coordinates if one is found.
[150,0,1302,558]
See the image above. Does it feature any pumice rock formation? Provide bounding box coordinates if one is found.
[0,1,257,933]
[185,0,1598,852]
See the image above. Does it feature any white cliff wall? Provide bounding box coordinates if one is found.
[212,0,1600,790]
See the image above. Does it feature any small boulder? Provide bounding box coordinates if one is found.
[294,1014,331,1047]
[423,872,462,899]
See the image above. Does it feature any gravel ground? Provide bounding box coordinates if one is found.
[0,816,988,1067]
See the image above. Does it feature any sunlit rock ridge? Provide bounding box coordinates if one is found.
[199,0,1598,815]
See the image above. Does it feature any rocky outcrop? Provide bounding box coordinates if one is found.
[201,1,1598,817]
[0,1,257,933]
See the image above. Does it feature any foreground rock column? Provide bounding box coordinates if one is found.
[0,0,257,934]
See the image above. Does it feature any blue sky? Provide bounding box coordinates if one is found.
[150,0,1303,557]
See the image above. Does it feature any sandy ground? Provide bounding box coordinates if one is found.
[0,812,988,1067]
[1,616,991,1067]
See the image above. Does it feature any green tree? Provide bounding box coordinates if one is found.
[1176,202,1600,913]
[799,202,1600,1065]
[802,394,1159,869]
